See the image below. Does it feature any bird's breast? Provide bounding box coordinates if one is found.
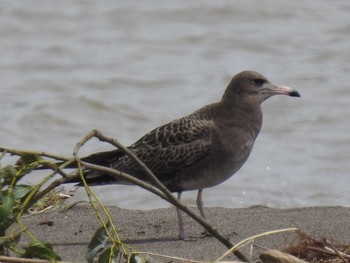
[172,129,258,192]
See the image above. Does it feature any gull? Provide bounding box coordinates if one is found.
[68,71,300,239]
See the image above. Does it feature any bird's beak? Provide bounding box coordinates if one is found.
[275,85,300,97]
[266,84,301,98]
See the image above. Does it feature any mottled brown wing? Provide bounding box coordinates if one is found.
[110,117,213,179]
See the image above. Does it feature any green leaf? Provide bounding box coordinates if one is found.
[96,246,119,263]
[16,154,42,166]
[12,184,32,200]
[86,223,110,263]
[0,193,14,219]
[21,241,61,261]
[0,231,22,253]
[0,165,18,185]
[0,193,14,235]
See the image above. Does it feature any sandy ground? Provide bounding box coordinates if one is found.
[19,205,349,262]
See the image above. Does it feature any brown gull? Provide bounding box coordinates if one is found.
[68,71,300,239]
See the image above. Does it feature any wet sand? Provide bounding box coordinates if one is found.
[20,205,350,262]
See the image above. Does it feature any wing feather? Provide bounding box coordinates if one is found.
[111,117,213,179]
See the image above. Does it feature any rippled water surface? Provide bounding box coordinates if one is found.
[1,1,349,209]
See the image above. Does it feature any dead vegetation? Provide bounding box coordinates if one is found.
[282,230,350,263]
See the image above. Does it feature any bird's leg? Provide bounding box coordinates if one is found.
[196,189,206,219]
[196,189,209,236]
[176,191,185,239]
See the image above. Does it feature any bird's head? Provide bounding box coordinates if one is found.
[222,71,300,104]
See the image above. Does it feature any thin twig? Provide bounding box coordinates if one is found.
[307,246,350,260]
[326,241,349,262]
[0,146,70,161]
[36,159,75,178]
[81,162,170,200]
[216,227,299,262]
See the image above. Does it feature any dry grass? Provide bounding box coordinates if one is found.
[27,187,72,214]
[283,230,350,263]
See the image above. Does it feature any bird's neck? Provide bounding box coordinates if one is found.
[214,98,263,133]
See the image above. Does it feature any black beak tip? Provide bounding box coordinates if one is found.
[290,90,301,97]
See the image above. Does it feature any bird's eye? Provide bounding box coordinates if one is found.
[253,78,265,86]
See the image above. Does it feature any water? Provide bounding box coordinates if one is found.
[1,1,349,209]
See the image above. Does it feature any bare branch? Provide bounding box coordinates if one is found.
[0,146,70,161]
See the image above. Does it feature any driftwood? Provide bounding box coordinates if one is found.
[260,250,308,263]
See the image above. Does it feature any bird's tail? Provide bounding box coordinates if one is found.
[36,149,126,185]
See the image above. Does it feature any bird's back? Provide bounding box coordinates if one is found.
[106,104,216,186]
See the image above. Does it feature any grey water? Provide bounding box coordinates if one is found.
[1,1,349,209]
